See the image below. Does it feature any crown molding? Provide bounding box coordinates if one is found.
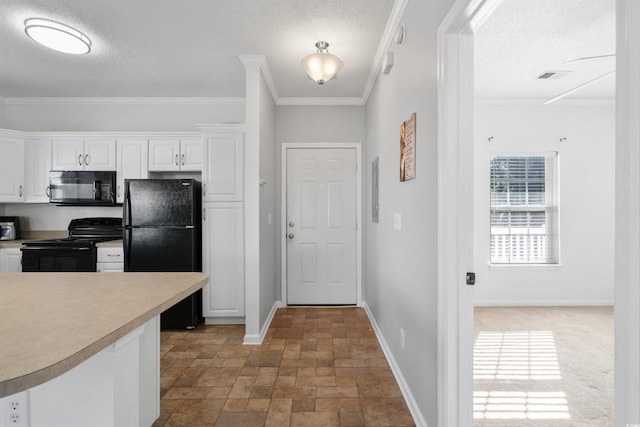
[361,0,409,103]
[475,97,615,107]
[1,97,245,106]
[277,97,365,106]
[238,55,279,104]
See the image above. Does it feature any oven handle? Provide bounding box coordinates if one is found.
[20,246,92,251]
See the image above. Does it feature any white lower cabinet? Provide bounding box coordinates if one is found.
[97,246,124,272]
[202,202,244,319]
[0,248,22,272]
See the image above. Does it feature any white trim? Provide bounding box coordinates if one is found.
[476,98,615,107]
[196,124,246,133]
[615,1,640,425]
[280,143,363,307]
[362,302,428,427]
[437,0,504,425]
[361,0,410,103]
[24,130,201,138]
[242,300,281,345]
[238,55,279,105]
[277,97,365,106]
[474,300,614,307]
[488,263,564,271]
[1,97,245,106]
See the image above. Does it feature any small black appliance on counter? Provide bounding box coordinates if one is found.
[0,216,20,241]
[123,178,203,330]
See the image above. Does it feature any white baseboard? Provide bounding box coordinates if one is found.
[362,301,428,427]
[474,300,614,307]
[243,300,282,345]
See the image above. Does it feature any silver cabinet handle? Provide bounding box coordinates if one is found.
[78,154,83,166]
[288,221,295,227]
[84,154,90,166]
[46,186,50,197]
[203,183,206,196]
[117,185,121,198]
[107,253,121,258]
[175,154,179,166]
[288,233,295,239]
[203,208,206,221]
[181,154,185,166]
[19,185,23,198]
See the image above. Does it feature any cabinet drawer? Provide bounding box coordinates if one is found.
[97,246,124,263]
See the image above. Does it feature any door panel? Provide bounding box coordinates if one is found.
[286,148,357,305]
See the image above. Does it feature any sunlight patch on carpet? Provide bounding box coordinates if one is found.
[473,391,570,420]
[473,331,561,380]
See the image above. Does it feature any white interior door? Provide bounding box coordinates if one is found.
[286,148,357,305]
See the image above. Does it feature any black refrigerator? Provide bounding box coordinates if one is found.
[123,179,203,329]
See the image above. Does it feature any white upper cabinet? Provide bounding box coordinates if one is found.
[201,130,244,202]
[24,138,52,203]
[148,138,202,172]
[116,139,149,204]
[52,138,116,171]
[0,133,25,202]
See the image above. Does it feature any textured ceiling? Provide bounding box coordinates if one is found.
[0,0,395,99]
[474,0,616,101]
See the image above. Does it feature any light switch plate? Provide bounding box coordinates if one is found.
[394,213,402,230]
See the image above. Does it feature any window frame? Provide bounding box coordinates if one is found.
[489,152,560,265]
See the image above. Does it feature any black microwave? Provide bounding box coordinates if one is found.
[49,171,117,206]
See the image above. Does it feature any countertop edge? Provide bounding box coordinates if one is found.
[0,274,208,398]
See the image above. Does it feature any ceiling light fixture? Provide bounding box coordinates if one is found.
[24,18,91,55]
[300,41,343,85]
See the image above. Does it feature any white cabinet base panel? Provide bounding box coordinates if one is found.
[0,316,159,427]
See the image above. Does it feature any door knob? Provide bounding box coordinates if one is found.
[288,221,295,227]
[288,233,295,239]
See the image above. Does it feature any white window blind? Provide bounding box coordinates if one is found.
[490,153,558,264]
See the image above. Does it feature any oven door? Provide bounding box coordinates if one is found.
[21,246,97,272]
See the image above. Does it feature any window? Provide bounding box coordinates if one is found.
[490,153,558,264]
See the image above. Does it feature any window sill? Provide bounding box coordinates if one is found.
[489,263,564,271]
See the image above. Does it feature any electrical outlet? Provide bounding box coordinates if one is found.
[5,392,29,426]
[400,328,405,350]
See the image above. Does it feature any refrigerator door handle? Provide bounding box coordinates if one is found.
[124,183,132,226]
[123,227,132,271]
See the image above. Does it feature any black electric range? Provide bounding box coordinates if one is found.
[21,217,122,272]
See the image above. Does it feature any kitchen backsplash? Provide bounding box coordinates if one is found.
[4,204,123,231]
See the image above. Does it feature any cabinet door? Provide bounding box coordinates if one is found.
[180,138,203,172]
[25,138,52,203]
[84,138,116,171]
[202,133,244,202]
[148,139,180,171]
[116,139,149,203]
[0,248,22,272]
[52,139,84,170]
[0,136,25,202]
[202,203,245,318]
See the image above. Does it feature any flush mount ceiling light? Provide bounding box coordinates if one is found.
[24,18,91,54]
[300,41,343,85]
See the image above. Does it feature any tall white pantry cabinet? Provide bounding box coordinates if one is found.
[200,125,245,321]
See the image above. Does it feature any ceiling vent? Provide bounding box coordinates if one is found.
[537,71,571,80]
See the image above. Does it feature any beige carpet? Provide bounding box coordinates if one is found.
[473,306,613,427]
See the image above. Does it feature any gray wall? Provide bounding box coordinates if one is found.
[363,0,454,424]
[2,98,245,132]
[258,73,278,327]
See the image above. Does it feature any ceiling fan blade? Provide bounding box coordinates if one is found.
[563,54,616,64]
[542,70,616,105]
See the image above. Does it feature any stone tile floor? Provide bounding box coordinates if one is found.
[152,307,415,426]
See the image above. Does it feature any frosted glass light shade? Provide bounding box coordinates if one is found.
[25,18,91,55]
[300,41,343,85]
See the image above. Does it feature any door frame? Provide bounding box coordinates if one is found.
[438,0,636,426]
[280,143,362,306]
